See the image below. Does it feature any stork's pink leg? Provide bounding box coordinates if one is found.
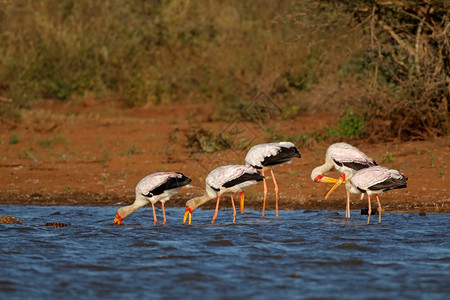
[367,194,372,225]
[151,202,157,226]
[376,194,382,223]
[346,190,351,218]
[162,202,166,226]
[261,170,267,218]
[270,169,279,218]
[212,195,221,224]
[230,194,236,224]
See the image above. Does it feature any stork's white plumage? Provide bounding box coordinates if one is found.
[325,166,407,224]
[245,142,301,217]
[311,142,376,218]
[113,172,191,226]
[183,165,264,225]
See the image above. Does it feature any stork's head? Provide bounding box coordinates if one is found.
[183,205,193,225]
[113,211,123,225]
[311,166,341,184]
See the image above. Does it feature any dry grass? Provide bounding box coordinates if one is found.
[0,0,447,140]
[337,0,450,140]
[0,1,359,109]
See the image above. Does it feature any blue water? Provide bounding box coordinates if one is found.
[1,205,449,299]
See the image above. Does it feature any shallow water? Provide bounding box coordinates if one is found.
[1,205,449,299]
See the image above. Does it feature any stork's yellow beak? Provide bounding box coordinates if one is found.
[239,191,245,214]
[183,206,193,225]
[314,174,340,184]
[325,175,345,199]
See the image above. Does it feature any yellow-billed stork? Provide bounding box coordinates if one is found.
[183,165,264,225]
[311,142,376,218]
[113,172,191,226]
[245,142,301,217]
[325,166,408,224]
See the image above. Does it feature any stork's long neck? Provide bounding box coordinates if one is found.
[186,194,215,211]
[342,170,357,193]
[310,157,335,181]
[117,195,148,219]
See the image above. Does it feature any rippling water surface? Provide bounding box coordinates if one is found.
[1,205,449,299]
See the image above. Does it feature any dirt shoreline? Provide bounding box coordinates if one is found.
[0,191,447,214]
[1,101,449,214]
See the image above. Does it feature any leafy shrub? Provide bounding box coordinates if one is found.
[37,134,70,149]
[337,0,449,139]
[380,151,395,163]
[185,127,232,154]
[9,132,19,145]
[327,111,366,139]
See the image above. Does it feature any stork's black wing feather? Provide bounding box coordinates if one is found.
[144,173,191,197]
[260,146,301,167]
[342,161,374,171]
[333,159,375,171]
[368,175,408,192]
[222,172,264,188]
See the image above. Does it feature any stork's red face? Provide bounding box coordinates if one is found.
[113,212,123,225]
[182,206,193,225]
[314,174,341,184]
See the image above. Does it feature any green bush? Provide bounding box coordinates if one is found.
[9,132,19,145]
[185,128,232,154]
[327,111,366,139]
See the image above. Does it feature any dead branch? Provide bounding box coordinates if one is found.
[400,8,434,31]
[376,0,407,7]
[415,17,425,74]
[0,96,12,103]
[370,6,382,90]
[378,19,415,57]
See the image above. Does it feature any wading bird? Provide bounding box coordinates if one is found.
[244,142,301,217]
[311,142,376,218]
[113,172,191,226]
[183,165,264,225]
[325,166,407,224]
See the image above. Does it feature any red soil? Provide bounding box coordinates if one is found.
[1,100,448,215]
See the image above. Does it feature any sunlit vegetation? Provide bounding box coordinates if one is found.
[0,0,448,141]
[326,111,367,140]
[185,127,233,154]
[9,132,19,145]
[37,134,71,150]
[120,143,142,156]
[100,150,111,166]
[380,151,395,163]
[427,150,436,167]
[336,0,449,139]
